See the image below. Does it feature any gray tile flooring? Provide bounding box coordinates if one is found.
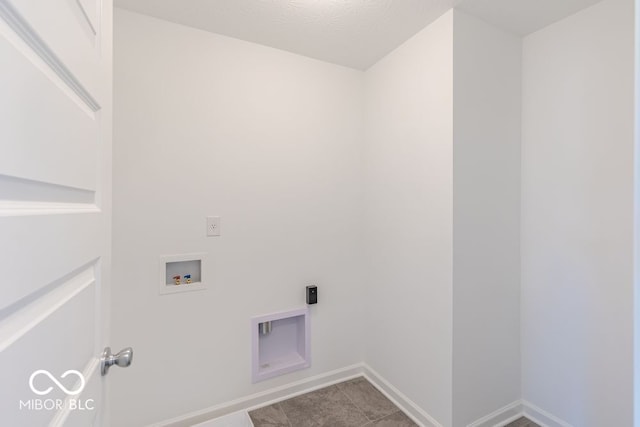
[249,377,417,427]
[249,378,541,427]
[504,416,541,427]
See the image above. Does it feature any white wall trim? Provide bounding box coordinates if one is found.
[153,362,581,427]
[147,362,578,427]
[466,400,523,427]
[360,364,442,427]
[464,398,574,427]
[522,400,573,427]
[191,411,254,427]
[363,363,442,427]
[150,364,365,427]
[150,363,448,427]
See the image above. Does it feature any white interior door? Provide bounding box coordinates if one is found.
[0,0,113,425]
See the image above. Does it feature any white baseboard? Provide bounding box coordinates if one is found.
[522,400,573,427]
[467,400,523,427]
[151,363,445,427]
[151,364,572,427]
[191,411,254,427]
[361,364,442,427]
[465,399,573,427]
[151,363,364,427]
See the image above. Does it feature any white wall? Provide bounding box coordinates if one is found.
[112,9,364,426]
[452,10,522,427]
[521,0,635,425]
[363,11,454,427]
[635,0,640,425]
[113,3,637,426]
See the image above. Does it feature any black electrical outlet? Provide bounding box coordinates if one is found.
[306,285,317,305]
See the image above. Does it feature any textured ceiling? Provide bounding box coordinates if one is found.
[114,0,604,70]
[114,0,455,70]
[455,0,603,36]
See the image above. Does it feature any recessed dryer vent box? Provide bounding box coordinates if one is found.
[159,253,206,295]
[251,307,310,383]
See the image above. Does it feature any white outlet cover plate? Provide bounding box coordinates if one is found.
[206,216,221,237]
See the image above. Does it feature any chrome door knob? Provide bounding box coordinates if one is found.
[100,346,133,376]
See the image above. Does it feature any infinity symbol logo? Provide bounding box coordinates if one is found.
[29,370,85,396]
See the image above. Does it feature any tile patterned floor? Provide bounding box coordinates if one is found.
[249,377,417,427]
[504,417,541,427]
[250,377,541,427]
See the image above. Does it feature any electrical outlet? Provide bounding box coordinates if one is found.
[206,216,221,237]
